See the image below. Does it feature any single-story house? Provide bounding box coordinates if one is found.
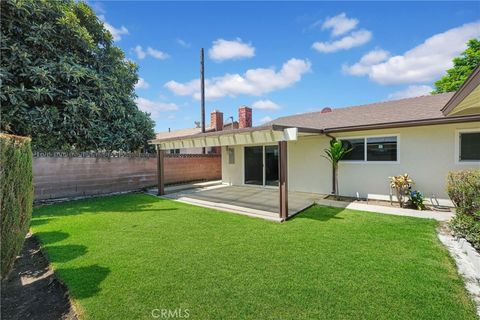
[150,66,480,219]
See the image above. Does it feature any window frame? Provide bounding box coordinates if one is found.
[455,129,480,164]
[339,134,400,164]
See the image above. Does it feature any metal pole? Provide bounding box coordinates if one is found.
[200,48,206,154]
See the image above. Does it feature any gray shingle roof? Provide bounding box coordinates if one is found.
[268,92,456,131]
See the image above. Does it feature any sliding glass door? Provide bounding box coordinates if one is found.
[265,146,279,186]
[244,145,279,187]
[244,146,263,185]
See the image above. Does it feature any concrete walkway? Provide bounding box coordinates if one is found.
[148,183,453,222]
[315,199,453,221]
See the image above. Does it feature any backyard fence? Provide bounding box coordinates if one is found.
[33,152,221,201]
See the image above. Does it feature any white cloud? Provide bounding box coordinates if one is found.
[208,38,255,62]
[99,15,129,41]
[103,21,128,42]
[387,85,433,100]
[147,47,170,60]
[134,46,146,59]
[252,99,281,110]
[135,78,150,89]
[176,38,191,48]
[322,13,359,37]
[344,22,480,85]
[134,46,169,60]
[135,97,179,121]
[165,58,311,100]
[259,116,273,124]
[312,30,372,53]
[342,49,390,75]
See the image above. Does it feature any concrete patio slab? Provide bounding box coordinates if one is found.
[162,185,321,221]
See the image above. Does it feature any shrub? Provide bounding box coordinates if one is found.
[446,170,480,217]
[447,170,480,251]
[389,174,413,208]
[410,190,425,210]
[0,134,33,278]
[449,214,480,250]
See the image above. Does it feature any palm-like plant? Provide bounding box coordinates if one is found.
[323,139,352,197]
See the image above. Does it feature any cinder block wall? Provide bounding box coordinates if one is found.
[33,154,221,201]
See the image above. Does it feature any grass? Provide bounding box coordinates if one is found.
[31,194,477,319]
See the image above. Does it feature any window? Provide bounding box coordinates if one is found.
[459,132,480,161]
[366,136,397,161]
[341,138,365,161]
[170,149,180,154]
[228,147,235,164]
[340,135,398,163]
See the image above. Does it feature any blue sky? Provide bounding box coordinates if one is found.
[90,1,480,132]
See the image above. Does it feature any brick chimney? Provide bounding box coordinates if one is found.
[210,109,224,131]
[238,106,252,128]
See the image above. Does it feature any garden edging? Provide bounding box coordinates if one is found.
[438,230,480,317]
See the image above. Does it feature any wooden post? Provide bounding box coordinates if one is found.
[157,145,165,196]
[279,141,288,220]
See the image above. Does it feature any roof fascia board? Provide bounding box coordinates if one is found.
[441,64,480,116]
[324,115,480,133]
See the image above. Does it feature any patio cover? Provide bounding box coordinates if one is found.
[149,125,315,150]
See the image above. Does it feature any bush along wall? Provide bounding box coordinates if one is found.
[446,170,480,251]
[0,134,33,278]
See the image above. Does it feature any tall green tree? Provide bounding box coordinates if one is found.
[433,39,480,94]
[0,0,155,151]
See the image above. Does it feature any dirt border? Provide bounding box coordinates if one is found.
[1,233,78,320]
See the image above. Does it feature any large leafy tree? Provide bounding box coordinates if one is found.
[0,0,155,151]
[433,39,480,94]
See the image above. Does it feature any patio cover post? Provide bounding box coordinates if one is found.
[279,141,288,220]
[157,145,165,196]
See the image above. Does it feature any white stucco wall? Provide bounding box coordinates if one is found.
[221,122,480,200]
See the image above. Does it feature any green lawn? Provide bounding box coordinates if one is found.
[31,194,477,320]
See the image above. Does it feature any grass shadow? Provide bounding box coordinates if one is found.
[34,231,69,245]
[43,245,88,263]
[30,218,54,227]
[56,265,110,299]
[291,205,345,222]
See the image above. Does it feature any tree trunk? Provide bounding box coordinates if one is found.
[335,166,339,196]
[332,165,336,195]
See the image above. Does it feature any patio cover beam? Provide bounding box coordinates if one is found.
[150,128,302,150]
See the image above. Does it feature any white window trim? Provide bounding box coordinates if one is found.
[455,129,480,165]
[339,134,400,164]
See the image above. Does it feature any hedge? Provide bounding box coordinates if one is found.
[447,169,480,250]
[0,133,33,278]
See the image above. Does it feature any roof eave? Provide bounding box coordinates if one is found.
[324,114,480,133]
[441,64,480,116]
